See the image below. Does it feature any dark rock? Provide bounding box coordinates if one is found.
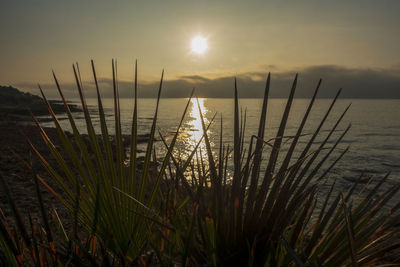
[0,85,81,119]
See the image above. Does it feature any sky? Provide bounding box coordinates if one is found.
[1,0,400,98]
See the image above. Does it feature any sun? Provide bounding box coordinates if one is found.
[191,35,208,54]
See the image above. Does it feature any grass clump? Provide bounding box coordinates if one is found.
[0,60,399,266]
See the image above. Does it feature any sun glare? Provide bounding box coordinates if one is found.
[191,36,208,54]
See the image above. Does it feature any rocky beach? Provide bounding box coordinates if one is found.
[0,86,149,230]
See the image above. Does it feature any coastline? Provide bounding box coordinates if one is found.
[0,115,151,231]
[0,119,72,229]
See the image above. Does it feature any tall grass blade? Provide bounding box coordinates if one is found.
[256,74,298,219]
[245,73,270,223]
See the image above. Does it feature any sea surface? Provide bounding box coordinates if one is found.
[40,98,400,207]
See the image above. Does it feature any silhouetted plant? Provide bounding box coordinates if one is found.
[1,61,399,266]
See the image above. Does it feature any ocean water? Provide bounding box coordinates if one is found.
[40,98,400,206]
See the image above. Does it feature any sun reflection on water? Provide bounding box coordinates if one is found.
[190,98,207,142]
[182,98,210,161]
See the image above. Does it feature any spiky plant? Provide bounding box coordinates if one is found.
[159,74,400,266]
[1,60,193,264]
[0,162,95,266]
[0,61,399,266]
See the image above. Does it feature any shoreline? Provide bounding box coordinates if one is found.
[0,120,72,229]
[0,116,152,230]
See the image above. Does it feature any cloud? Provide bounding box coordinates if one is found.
[13,65,400,99]
[179,75,211,83]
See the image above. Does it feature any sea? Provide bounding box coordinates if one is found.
[40,98,400,207]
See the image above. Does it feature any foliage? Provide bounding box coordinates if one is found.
[0,61,399,266]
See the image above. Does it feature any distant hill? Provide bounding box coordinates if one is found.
[0,85,44,105]
[0,85,80,118]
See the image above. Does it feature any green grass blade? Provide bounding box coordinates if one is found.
[138,69,164,203]
[129,60,138,195]
[112,59,125,189]
[256,74,298,220]
[245,73,270,224]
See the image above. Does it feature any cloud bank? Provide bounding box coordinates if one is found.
[14,65,400,99]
